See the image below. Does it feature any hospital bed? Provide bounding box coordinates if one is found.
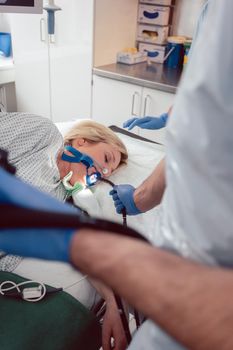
[14,121,164,305]
[2,121,165,349]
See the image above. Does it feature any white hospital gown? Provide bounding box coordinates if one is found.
[0,112,66,272]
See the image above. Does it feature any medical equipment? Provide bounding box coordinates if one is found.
[61,145,129,226]
[43,0,61,35]
[0,280,47,302]
[62,145,109,189]
[62,145,103,188]
[0,0,43,14]
[62,171,84,196]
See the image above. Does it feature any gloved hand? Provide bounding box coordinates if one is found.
[123,113,168,131]
[0,167,78,262]
[109,185,141,216]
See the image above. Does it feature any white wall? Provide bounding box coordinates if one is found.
[172,0,206,37]
[94,0,138,66]
[0,13,11,32]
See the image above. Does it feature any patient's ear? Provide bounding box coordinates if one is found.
[72,138,86,148]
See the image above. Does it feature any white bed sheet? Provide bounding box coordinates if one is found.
[57,121,165,243]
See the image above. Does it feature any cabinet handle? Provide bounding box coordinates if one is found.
[131,92,140,116]
[143,94,151,117]
[40,18,46,42]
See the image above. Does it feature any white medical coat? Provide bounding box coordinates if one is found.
[128,0,233,348]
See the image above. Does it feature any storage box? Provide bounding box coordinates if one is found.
[137,24,169,45]
[138,4,170,26]
[139,0,172,5]
[139,42,166,63]
[117,51,148,65]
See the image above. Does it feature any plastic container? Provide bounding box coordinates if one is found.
[139,42,166,63]
[138,4,170,26]
[183,39,192,65]
[137,24,169,45]
[164,36,185,69]
[117,50,148,65]
[0,32,12,57]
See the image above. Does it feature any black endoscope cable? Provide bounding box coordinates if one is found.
[99,178,127,226]
[99,178,131,342]
[99,178,142,341]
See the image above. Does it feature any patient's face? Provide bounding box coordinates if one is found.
[69,139,121,185]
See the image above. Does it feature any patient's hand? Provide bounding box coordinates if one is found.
[88,278,128,350]
[102,297,128,350]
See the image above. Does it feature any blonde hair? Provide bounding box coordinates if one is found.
[64,120,128,165]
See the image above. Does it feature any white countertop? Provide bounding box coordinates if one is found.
[0,57,15,85]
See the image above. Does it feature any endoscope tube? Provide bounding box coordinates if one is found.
[99,178,141,336]
[99,178,127,226]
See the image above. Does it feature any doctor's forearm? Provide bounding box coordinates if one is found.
[134,158,166,212]
[71,230,233,350]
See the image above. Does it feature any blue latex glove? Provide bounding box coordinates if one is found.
[123,113,168,131]
[109,185,141,216]
[0,228,74,262]
[0,168,78,262]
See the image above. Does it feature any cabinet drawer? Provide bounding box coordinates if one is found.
[138,4,170,26]
[137,24,169,45]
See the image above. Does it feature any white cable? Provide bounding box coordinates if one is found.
[0,275,88,302]
[0,280,46,303]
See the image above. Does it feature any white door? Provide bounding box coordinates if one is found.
[92,75,142,133]
[9,0,94,122]
[139,87,175,144]
[49,0,94,122]
[9,13,50,118]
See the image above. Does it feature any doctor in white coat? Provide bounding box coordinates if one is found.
[104,0,233,348]
[1,0,233,349]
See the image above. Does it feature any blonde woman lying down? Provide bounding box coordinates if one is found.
[0,112,128,350]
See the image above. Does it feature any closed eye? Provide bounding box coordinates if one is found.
[105,153,111,163]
